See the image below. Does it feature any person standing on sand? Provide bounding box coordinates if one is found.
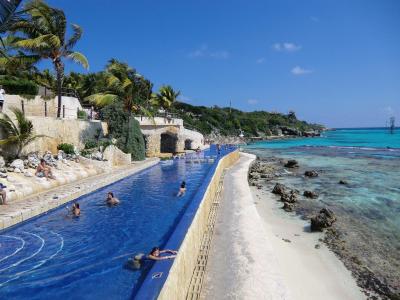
[0,183,7,205]
[0,85,6,112]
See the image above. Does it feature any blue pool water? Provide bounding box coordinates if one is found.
[0,147,227,300]
[245,128,400,293]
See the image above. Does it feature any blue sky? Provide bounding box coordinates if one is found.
[43,0,400,128]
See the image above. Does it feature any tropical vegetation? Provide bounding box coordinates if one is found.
[170,102,323,137]
[0,107,44,157]
[5,0,89,117]
[0,0,323,161]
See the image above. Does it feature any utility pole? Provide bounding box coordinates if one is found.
[229,100,232,113]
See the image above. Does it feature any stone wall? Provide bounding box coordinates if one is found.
[181,128,205,150]
[0,116,108,156]
[157,150,240,300]
[2,94,82,119]
[141,126,204,157]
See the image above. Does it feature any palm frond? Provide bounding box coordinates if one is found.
[66,51,89,69]
[14,34,60,51]
[85,93,119,107]
[65,24,82,50]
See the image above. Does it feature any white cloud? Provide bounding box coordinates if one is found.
[188,44,230,59]
[247,99,259,105]
[291,66,313,75]
[210,50,230,59]
[273,42,302,52]
[256,57,266,64]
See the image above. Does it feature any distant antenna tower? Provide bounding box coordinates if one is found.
[389,117,395,134]
[229,100,232,113]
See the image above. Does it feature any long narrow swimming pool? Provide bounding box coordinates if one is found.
[0,148,223,300]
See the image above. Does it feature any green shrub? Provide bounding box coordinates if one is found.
[84,140,98,149]
[100,102,145,160]
[0,78,38,96]
[77,110,87,120]
[80,149,91,157]
[122,118,145,161]
[57,143,75,154]
[99,140,112,149]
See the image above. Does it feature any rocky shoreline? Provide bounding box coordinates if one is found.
[247,156,399,300]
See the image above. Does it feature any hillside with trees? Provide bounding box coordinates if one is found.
[170,102,324,138]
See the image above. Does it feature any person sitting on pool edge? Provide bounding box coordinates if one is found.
[35,159,54,179]
[0,183,7,205]
[106,192,120,206]
[177,181,186,197]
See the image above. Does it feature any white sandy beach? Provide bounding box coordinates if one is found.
[201,152,365,300]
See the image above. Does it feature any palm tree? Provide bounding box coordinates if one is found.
[151,85,180,112]
[86,59,153,151]
[0,107,44,157]
[86,59,152,116]
[7,0,89,118]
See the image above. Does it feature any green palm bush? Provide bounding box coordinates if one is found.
[0,107,44,157]
[150,85,180,112]
[86,59,152,160]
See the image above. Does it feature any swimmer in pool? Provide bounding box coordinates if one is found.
[106,192,120,206]
[128,247,177,269]
[72,203,80,216]
[177,181,186,197]
[66,202,80,217]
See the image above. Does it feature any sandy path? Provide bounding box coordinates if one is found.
[201,152,289,299]
[201,152,365,300]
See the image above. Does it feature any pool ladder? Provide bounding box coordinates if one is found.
[185,171,226,300]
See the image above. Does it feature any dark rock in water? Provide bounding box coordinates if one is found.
[303,190,319,199]
[282,202,295,212]
[249,172,260,180]
[256,184,262,189]
[310,208,336,232]
[284,159,299,168]
[281,190,298,203]
[304,170,318,177]
[338,180,348,185]
[315,244,321,249]
[272,183,286,195]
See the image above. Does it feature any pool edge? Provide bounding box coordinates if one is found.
[134,149,240,300]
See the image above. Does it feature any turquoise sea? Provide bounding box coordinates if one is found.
[245,128,400,295]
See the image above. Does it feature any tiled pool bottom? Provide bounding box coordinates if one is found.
[0,157,215,300]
